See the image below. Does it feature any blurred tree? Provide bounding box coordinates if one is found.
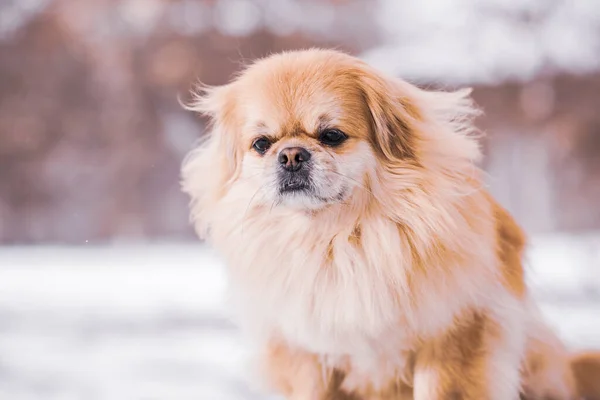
[0,0,374,244]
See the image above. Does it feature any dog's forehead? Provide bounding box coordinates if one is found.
[237,64,362,136]
[241,82,346,135]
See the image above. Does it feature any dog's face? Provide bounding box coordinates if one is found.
[209,52,389,210]
[188,50,420,211]
[234,64,381,210]
[237,95,373,210]
[184,50,480,222]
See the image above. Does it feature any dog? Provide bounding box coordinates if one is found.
[181,49,600,399]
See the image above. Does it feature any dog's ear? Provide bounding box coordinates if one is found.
[355,67,421,164]
[355,65,481,166]
[181,84,241,238]
[185,83,241,184]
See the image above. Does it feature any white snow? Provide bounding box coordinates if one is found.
[0,237,598,399]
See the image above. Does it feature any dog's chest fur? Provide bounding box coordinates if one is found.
[211,207,485,380]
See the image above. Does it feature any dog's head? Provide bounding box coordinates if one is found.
[182,50,481,234]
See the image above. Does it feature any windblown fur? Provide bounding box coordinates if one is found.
[181,49,600,399]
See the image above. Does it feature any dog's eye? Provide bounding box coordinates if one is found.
[319,129,347,147]
[252,137,271,154]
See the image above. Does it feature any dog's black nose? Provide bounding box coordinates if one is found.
[278,147,311,172]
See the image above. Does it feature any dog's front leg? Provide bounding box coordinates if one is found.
[261,339,331,400]
[413,311,524,400]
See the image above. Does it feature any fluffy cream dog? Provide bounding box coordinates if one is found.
[181,49,600,399]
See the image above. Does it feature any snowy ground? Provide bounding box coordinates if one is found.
[0,235,599,400]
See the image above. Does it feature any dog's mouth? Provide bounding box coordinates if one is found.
[278,180,349,207]
[278,168,313,195]
[276,169,348,206]
[279,180,311,195]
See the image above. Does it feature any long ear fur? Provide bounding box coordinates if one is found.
[355,67,420,163]
[353,62,488,252]
[181,83,240,238]
[355,63,482,168]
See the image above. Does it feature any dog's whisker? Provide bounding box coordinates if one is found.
[241,186,265,237]
[269,198,281,215]
[324,169,385,205]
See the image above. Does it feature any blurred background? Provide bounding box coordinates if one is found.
[0,0,599,399]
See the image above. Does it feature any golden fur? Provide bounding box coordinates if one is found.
[181,49,600,399]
